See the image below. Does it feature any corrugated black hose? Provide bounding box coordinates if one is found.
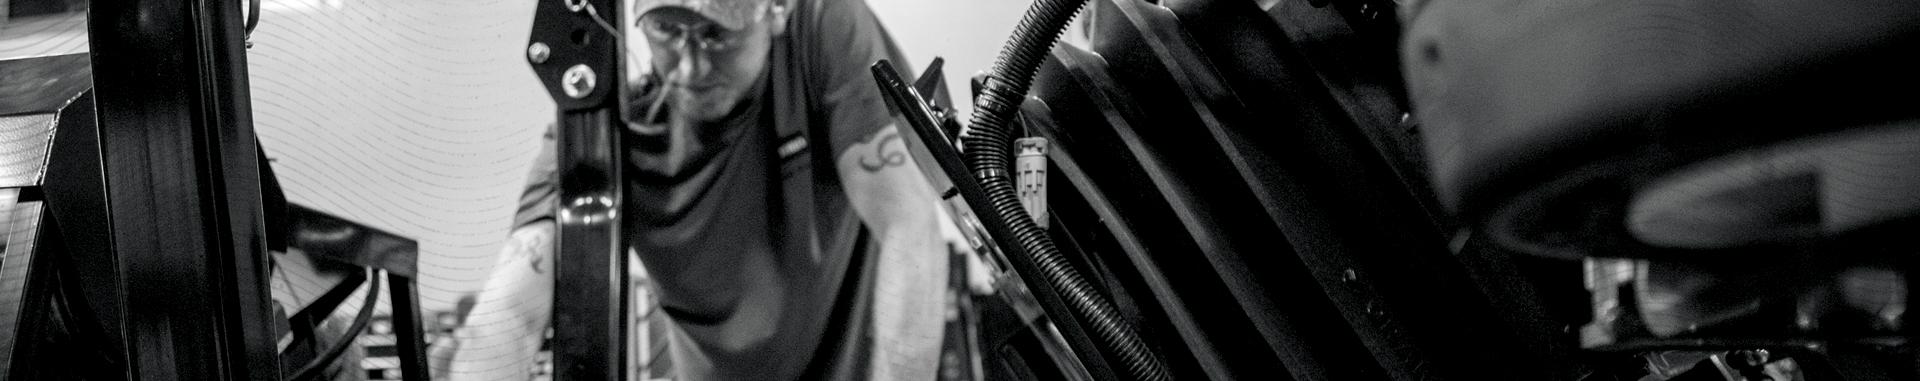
[961,0,1172,380]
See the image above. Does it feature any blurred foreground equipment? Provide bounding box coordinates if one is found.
[883,0,1920,380]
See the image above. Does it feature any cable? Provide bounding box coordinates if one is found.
[245,0,261,35]
[582,1,677,127]
[244,0,262,48]
[580,2,654,89]
[288,269,383,381]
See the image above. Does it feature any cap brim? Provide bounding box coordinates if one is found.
[633,3,754,31]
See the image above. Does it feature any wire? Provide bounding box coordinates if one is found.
[581,3,653,81]
[245,0,262,48]
[581,1,673,126]
[638,42,692,126]
[246,0,261,35]
[288,269,384,381]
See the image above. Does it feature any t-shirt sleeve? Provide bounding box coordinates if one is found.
[511,124,558,230]
[807,0,912,159]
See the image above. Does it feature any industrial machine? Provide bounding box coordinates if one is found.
[2,0,1915,380]
[1405,1,1920,379]
[869,0,1920,380]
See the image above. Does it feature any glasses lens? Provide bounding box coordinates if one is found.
[645,20,682,40]
[696,26,734,51]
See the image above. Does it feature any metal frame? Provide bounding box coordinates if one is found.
[526,0,631,379]
[0,189,38,376]
[87,0,281,378]
[0,52,92,378]
[280,203,429,380]
[2,53,125,379]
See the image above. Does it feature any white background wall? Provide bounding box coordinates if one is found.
[860,0,1031,118]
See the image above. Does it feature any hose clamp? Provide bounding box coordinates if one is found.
[975,168,1010,181]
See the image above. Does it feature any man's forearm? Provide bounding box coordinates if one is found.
[838,125,953,380]
[440,221,555,381]
[837,127,945,235]
[869,214,951,380]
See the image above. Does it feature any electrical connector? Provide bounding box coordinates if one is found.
[1015,137,1050,229]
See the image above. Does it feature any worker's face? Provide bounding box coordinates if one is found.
[639,7,777,124]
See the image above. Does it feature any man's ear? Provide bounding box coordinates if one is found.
[768,0,792,37]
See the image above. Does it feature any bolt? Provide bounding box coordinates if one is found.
[1342,269,1358,282]
[1742,349,1770,366]
[565,0,587,12]
[562,64,596,99]
[528,42,551,64]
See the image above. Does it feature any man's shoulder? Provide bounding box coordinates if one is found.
[790,0,879,34]
[771,0,902,160]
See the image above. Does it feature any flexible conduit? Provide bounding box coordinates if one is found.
[961,0,1172,379]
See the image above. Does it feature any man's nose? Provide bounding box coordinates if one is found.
[673,40,712,82]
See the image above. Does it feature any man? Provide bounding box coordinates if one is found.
[441,0,952,380]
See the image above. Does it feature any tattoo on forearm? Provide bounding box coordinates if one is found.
[857,130,908,173]
[509,227,551,274]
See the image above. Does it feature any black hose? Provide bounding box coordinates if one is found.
[961,0,1171,380]
[289,269,383,381]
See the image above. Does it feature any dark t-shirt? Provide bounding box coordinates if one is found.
[512,0,912,379]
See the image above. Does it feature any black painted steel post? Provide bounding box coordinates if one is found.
[551,109,627,381]
[388,273,430,381]
[528,0,630,379]
[86,0,281,379]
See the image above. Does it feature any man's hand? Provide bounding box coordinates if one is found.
[836,125,954,381]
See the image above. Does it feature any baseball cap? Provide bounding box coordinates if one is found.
[631,0,774,31]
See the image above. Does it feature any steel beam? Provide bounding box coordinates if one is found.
[86,0,280,379]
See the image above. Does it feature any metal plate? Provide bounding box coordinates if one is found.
[0,114,54,188]
[0,191,41,376]
[0,54,92,116]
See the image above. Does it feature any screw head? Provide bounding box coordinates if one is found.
[562,64,596,99]
[1742,349,1770,366]
[528,42,551,64]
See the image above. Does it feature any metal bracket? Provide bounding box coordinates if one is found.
[529,0,624,111]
